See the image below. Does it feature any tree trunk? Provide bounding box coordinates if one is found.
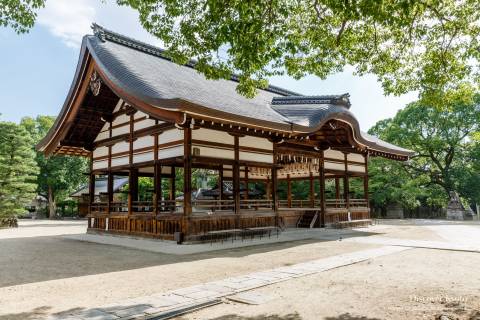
[48,185,56,219]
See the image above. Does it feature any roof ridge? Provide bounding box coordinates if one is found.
[271,94,351,108]
[90,23,301,97]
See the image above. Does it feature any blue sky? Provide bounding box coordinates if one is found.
[0,0,417,130]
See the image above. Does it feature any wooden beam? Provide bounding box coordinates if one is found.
[233,135,240,218]
[244,167,249,200]
[287,174,292,208]
[335,177,340,200]
[319,152,326,227]
[183,124,192,237]
[309,171,314,207]
[344,152,350,209]
[170,166,176,200]
[364,153,369,208]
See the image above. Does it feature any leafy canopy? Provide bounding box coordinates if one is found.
[21,116,89,216]
[115,0,480,103]
[0,0,45,33]
[0,121,38,218]
[368,93,480,208]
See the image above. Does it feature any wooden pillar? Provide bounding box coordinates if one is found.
[364,153,369,207]
[88,173,95,209]
[107,172,113,215]
[344,153,350,209]
[309,171,314,207]
[219,165,224,200]
[183,125,192,217]
[128,169,138,206]
[266,177,271,200]
[233,135,240,216]
[154,162,162,214]
[272,144,278,225]
[107,120,113,214]
[287,174,292,208]
[170,166,176,200]
[244,167,249,200]
[319,153,326,227]
[335,177,340,199]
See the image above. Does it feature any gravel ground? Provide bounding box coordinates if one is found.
[0,219,478,320]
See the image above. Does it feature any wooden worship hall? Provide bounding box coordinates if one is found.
[38,25,413,242]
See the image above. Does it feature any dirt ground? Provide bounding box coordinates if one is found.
[0,219,479,320]
[182,248,480,320]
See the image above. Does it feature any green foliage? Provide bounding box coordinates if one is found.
[0,121,38,222]
[0,0,45,33]
[116,0,480,103]
[21,116,89,218]
[368,92,480,209]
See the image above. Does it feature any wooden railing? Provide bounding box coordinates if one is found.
[192,199,235,212]
[240,199,274,211]
[278,199,313,208]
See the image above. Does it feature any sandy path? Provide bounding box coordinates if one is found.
[0,234,375,319]
[183,248,480,320]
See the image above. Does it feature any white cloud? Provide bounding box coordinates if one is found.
[37,0,95,48]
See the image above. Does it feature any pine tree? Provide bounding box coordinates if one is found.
[0,122,38,227]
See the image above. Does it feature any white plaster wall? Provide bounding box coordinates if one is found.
[111,156,129,167]
[193,128,234,145]
[159,128,183,144]
[193,145,234,159]
[324,149,345,160]
[111,141,129,154]
[240,136,272,150]
[239,151,273,163]
[93,146,108,158]
[111,125,129,137]
[348,164,366,173]
[324,162,345,171]
[348,153,365,163]
[133,151,154,164]
[133,135,154,150]
[112,114,129,127]
[92,160,108,170]
[158,145,183,159]
[134,118,157,131]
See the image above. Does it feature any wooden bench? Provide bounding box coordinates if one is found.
[332,219,372,229]
[245,226,279,239]
[206,229,243,244]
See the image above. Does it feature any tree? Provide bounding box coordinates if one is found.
[0,121,38,227]
[0,0,45,33]
[21,116,89,219]
[113,0,480,103]
[4,1,479,104]
[368,93,480,208]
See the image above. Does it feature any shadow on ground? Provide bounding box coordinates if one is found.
[0,228,378,287]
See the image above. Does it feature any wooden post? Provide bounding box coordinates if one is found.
[127,168,138,232]
[219,166,224,199]
[335,177,340,200]
[107,171,113,215]
[272,144,278,225]
[319,153,326,227]
[309,171,314,208]
[244,167,249,200]
[88,173,95,211]
[183,124,192,237]
[344,153,350,209]
[107,120,113,215]
[266,177,271,200]
[170,166,176,200]
[364,153,369,208]
[154,162,162,214]
[272,166,278,223]
[233,135,240,217]
[287,174,292,208]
